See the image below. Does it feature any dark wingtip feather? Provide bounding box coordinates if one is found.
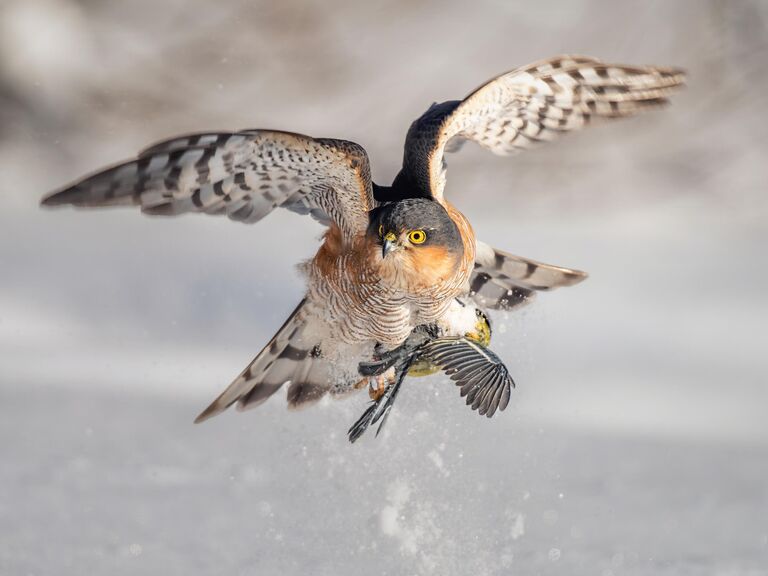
[193,402,222,424]
[349,358,411,443]
[40,186,81,207]
[348,404,377,443]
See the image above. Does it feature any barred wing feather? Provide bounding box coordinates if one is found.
[42,130,375,242]
[400,55,686,201]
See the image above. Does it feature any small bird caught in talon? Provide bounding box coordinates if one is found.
[407,304,492,377]
[348,321,515,442]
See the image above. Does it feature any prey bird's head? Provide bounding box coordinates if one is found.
[367,198,464,289]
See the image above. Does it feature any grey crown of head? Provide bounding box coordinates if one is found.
[367,197,463,254]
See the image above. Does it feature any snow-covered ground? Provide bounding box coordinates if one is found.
[2,384,767,575]
[1,0,767,574]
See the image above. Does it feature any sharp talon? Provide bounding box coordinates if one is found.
[350,326,437,442]
[369,385,386,401]
[465,309,492,346]
[367,367,395,400]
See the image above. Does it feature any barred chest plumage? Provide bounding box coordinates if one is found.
[303,208,475,349]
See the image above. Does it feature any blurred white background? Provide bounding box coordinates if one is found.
[1,1,766,575]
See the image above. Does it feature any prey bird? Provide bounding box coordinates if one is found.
[42,55,685,438]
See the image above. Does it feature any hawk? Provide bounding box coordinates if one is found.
[42,55,685,437]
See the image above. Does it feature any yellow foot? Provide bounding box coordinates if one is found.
[353,378,368,390]
[465,309,492,346]
[368,367,395,401]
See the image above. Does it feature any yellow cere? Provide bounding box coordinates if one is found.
[408,230,427,244]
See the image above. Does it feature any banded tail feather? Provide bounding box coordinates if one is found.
[470,240,587,309]
[194,299,331,423]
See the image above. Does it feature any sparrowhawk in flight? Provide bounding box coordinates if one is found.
[42,55,685,440]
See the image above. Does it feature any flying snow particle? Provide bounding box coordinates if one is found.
[510,513,525,540]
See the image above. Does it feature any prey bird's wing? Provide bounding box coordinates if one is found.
[396,55,685,202]
[421,337,515,418]
[42,130,375,242]
[349,330,512,442]
[469,240,588,310]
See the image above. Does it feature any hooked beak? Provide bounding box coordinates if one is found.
[382,232,398,259]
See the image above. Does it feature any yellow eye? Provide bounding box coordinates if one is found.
[408,230,427,244]
[378,224,384,237]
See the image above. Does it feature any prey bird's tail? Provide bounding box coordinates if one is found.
[194,298,331,423]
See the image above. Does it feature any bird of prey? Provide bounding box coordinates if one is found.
[42,55,684,438]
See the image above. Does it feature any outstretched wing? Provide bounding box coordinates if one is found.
[395,55,686,201]
[194,299,333,424]
[469,240,588,310]
[42,130,375,241]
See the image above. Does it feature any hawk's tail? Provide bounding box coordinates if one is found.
[469,240,588,310]
[194,298,331,423]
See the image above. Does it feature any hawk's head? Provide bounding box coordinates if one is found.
[367,198,464,290]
